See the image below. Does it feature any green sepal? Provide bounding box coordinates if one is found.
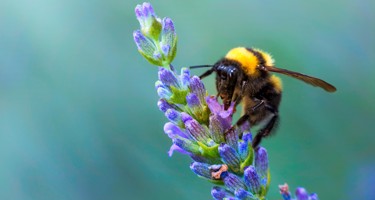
[168,86,188,104]
[142,18,162,41]
[167,36,177,64]
[208,179,224,185]
[258,169,271,198]
[138,50,163,66]
[198,141,220,159]
[185,104,210,126]
[240,142,254,172]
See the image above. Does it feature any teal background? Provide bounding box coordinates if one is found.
[1,0,374,199]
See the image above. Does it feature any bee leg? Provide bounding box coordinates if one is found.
[224,99,265,137]
[252,112,279,149]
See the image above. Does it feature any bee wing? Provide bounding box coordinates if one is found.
[264,66,337,92]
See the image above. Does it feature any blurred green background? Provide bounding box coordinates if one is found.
[1,0,374,199]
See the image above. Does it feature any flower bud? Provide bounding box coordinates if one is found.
[186,93,201,109]
[209,114,226,143]
[157,99,173,112]
[190,162,211,179]
[234,188,255,199]
[222,172,247,193]
[134,30,164,66]
[158,67,180,88]
[295,187,309,200]
[165,109,181,124]
[164,122,189,139]
[180,68,190,89]
[189,76,206,103]
[244,166,261,194]
[157,87,172,99]
[184,119,210,142]
[218,143,241,173]
[238,131,252,161]
[181,112,193,123]
[135,2,162,40]
[211,186,229,200]
[168,144,190,157]
[173,136,200,155]
[160,17,177,64]
[225,128,239,150]
[254,147,269,178]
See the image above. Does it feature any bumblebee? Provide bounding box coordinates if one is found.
[191,47,336,148]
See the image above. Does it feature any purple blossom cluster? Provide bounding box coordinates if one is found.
[157,66,270,200]
[133,2,319,200]
[279,183,318,200]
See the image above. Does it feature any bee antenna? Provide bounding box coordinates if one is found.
[189,65,213,69]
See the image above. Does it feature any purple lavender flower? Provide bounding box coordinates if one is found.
[160,17,177,63]
[244,166,261,194]
[254,147,269,178]
[218,143,241,173]
[134,2,176,67]
[279,183,319,200]
[133,3,319,199]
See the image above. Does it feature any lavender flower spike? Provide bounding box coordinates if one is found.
[133,3,319,199]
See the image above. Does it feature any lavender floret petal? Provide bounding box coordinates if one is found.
[244,166,261,194]
[161,17,176,45]
[211,186,228,200]
[142,2,155,17]
[168,144,190,157]
[255,147,269,177]
[161,44,170,55]
[219,101,235,119]
[133,30,156,53]
[218,143,241,173]
[181,112,193,123]
[209,114,225,143]
[165,108,181,124]
[295,187,309,200]
[225,128,239,150]
[234,188,256,199]
[173,137,200,154]
[164,122,188,139]
[158,67,179,88]
[190,162,212,179]
[185,119,210,142]
[206,96,222,113]
[309,193,319,200]
[242,131,253,143]
[135,4,144,20]
[238,140,248,161]
[157,87,172,99]
[157,99,173,112]
[189,76,206,102]
[186,93,201,108]
[180,68,190,88]
[162,17,175,32]
[222,172,247,193]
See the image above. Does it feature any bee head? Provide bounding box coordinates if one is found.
[215,65,239,110]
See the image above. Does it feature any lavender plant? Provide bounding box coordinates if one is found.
[133,3,318,199]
